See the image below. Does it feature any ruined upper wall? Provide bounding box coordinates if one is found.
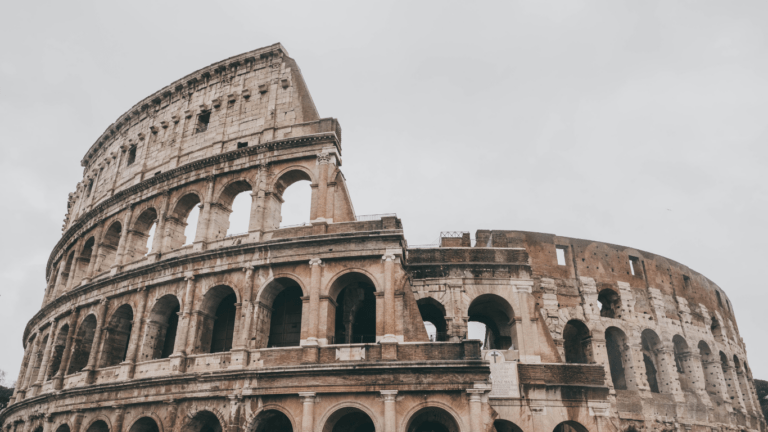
[64,43,331,232]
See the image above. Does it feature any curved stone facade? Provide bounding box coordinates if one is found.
[1,44,764,432]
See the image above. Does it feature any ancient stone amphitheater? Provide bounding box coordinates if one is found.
[1,43,764,432]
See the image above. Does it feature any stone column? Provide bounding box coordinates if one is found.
[467,389,486,432]
[193,176,216,251]
[512,283,534,361]
[113,206,135,272]
[15,337,40,400]
[84,298,109,384]
[656,344,685,402]
[314,153,330,221]
[299,392,316,432]
[148,191,170,261]
[171,276,196,372]
[381,253,398,360]
[305,259,323,344]
[164,401,178,432]
[722,362,746,413]
[112,406,126,432]
[82,224,104,284]
[54,308,79,390]
[32,320,58,393]
[231,267,254,368]
[380,390,398,432]
[64,240,83,292]
[120,287,148,379]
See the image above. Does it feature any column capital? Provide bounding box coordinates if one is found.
[467,388,486,402]
[380,390,398,401]
[308,258,323,267]
[185,275,195,281]
[299,392,317,403]
[382,254,396,262]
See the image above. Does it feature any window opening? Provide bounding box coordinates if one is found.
[237,142,248,148]
[127,146,137,165]
[683,275,692,290]
[597,288,621,318]
[195,111,210,134]
[417,298,448,341]
[183,204,200,246]
[605,327,628,390]
[556,246,567,266]
[562,320,591,364]
[267,285,303,347]
[629,256,643,278]
[716,291,723,308]
[210,293,237,353]
[334,283,376,344]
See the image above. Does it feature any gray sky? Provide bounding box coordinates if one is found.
[1,0,767,382]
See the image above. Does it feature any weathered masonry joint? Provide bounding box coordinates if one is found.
[2,44,764,432]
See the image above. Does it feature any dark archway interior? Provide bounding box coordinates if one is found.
[329,411,374,432]
[250,410,293,432]
[267,285,303,347]
[407,408,459,432]
[553,421,588,432]
[184,412,222,432]
[418,299,447,341]
[468,294,515,350]
[47,324,69,380]
[85,421,109,432]
[562,320,590,364]
[334,282,376,344]
[605,327,627,390]
[143,295,180,361]
[641,330,662,393]
[210,293,237,353]
[68,314,98,374]
[100,304,134,367]
[493,420,524,432]
[129,418,160,432]
[597,289,621,318]
[55,426,71,432]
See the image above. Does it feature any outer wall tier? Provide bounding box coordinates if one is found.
[2,44,764,432]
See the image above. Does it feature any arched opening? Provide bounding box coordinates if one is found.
[698,341,720,396]
[417,298,447,341]
[211,180,252,239]
[99,222,122,272]
[322,407,375,432]
[605,327,629,390]
[126,208,158,261]
[250,410,293,432]
[67,314,98,374]
[141,294,180,361]
[270,169,312,230]
[492,420,523,432]
[74,237,96,284]
[55,425,71,432]
[27,334,47,385]
[468,294,516,350]
[46,324,69,380]
[183,411,222,432]
[640,329,662,393]
[128,418,160,432]
[597,288,621,318]
[267,285,303,347]
[710,317,723,341]
[406,407,460,432]
[715,291,723,308]
[562,320,591,364]
[720,351,741,404]
[99,304,134,367]
[553,421,588,432]
[58,250,76,292]
[331,273,377,344]
[167,193,201,250]
[85,420,109,432]
[672,335,692,391]
[198,286,237,353]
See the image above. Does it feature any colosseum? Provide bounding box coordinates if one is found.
[0,43,764,432]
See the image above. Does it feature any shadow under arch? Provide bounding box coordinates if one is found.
[54,423,71,432]
[127,417,162,432]
[328,271,378,344]
[182,410,224,432]
[68,313,98,374]
[320,402,379,432]
[84,419,110,432]
[468,293,517,350]
[404,404,462,432]
[99,303,134,367]
[553,421,588,432]
[562,319,591,364]
[141,294,181,361]
[198,285,238,353]
[493,420,523,432]
[247,406,297,432]
[672,334,692,391]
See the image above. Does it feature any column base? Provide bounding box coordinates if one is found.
[83,367,96,384]
[302,346,319,364]
[52,375,64,390]
[192,241,207,252]
[247,231,263,242]
[169,353,187,373]
[26,383,41,398]
[118,361,136,380]
[229,349,249,369]
[380,340,398,361]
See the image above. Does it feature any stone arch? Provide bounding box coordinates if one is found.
[47,322,70,380]
[141,294,181,361]
[126,414,164,432]
[75,236,97,284]
[271,165,315,195]
[417,297,448,341]
[68,313,99,374]
[696,341,721,397]
[26,331,48,386]
[58,249,76,292]
[83,416,112,432]
[99,221,123,272]
[553,421,588,432]
[99,303,134,367]
[182,409,226,432]
[562,319,592,364]
[53,421,72,432]
[492,420,524,432]
[125,207,158,260]
[604,326,632,390]
[197,285,238,353]
[640,329,663,393]
[328,271,379,344]
[672,334,692,391]
[467,293,517,350]
[166,192,203,250]
[255,273,308,303]
[597,287,621,319]
[247,405,297,432]
[319,401,380,432]
[264,166,315,230]
[402,402,464,432]
[326,268,382,298]
[210,179,254,239]
[214,178,255,206]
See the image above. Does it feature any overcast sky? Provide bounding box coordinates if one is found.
[1,0,767,383]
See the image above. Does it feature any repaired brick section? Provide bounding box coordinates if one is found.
[518,364,605,386]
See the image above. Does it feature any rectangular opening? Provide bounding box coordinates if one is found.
[683,275,691,290]
[154,171,162,177]
[629,256,643,278]
[556,246,567,266]
[195,111,210,134]
[237,142,248,149]
[127,146,137,165]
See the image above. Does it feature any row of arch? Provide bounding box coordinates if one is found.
[49,165,323,302]
[45,408,588,432]
[558,319,760,411]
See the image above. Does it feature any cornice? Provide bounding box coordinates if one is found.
[48,132,340,280]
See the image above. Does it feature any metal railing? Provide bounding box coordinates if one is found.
[279,222,312,229]
[355,213,396,221]
[440,231,469,238]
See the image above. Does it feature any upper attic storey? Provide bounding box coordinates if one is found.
[65,43,342,231]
